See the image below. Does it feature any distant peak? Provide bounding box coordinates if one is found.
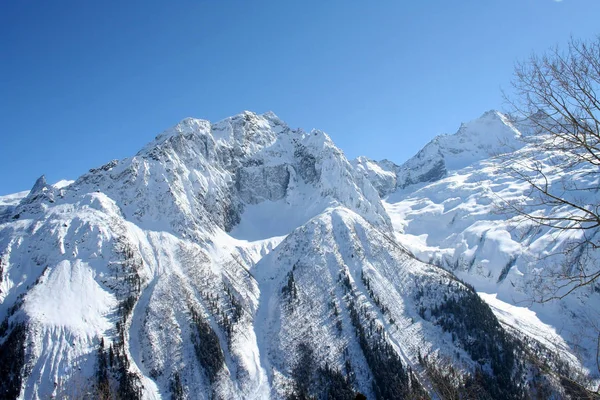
[231,110,284,124]
[30,175,48,194]
[456,109,516,136]
[354,155,371,163]
[227,110,260,121]
[261,111,285,125]
[215,110,280,126]
[481,109,503,118]
[179,116,201,125]
[19,174,51,204]
[306,129,334,146]
[175,117,210,130]
[261,110,279,119]
[240,110,257,118]
[138,110,295,160]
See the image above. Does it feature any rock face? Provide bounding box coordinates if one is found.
[0,111,593,399]
[351,157,398,197]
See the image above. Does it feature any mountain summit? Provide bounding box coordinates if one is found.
[353,110,524,195]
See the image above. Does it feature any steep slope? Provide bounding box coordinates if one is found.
[250,207,561,399]
[351,157,398,197]
[375,114,600,386]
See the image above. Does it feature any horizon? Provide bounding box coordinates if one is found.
[2,1,600,195]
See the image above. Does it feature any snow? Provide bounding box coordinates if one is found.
[478,292,580,367]
[1,109,598,398]
[23,260,116,338]
[353,110,525,194]
[52,179,75,189]
[230,197,334,241]
[380,121,600,380]
[0,190,29,206]
[248,207,462,397]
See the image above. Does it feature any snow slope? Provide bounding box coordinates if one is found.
[250,206,526,398]
[375,112,600,384]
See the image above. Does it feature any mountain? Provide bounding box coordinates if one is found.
[353,110,525,196]
[0,111,596,399]
[357,111,600,389]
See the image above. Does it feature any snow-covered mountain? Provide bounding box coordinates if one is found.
[0,111,596,399]
[356,110,600,390]
[353,110,525,196]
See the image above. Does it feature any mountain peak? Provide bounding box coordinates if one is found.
[138,111,290,160]
[455,110,519,142]
[480,109,504,119]
[30,174,48,194]
[69,110,389,238]
[141,117,212,152]
[222,110,282,125]
[393,109,523,186]
[354,110,526,195]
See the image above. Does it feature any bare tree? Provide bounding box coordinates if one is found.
[500,36,600,303]
[499,38,600,394]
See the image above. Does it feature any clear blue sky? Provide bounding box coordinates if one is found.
[1,0,599,195]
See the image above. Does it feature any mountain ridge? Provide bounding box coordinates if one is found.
[353,110,526,196]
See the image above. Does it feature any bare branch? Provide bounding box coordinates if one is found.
[502,36,600,301]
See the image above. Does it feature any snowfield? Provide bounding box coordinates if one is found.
[371,111,600,384]
[0,110,598,399]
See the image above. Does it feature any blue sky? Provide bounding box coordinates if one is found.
[1,0,599,195]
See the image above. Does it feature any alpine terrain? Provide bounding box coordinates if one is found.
[1,110,598,399]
